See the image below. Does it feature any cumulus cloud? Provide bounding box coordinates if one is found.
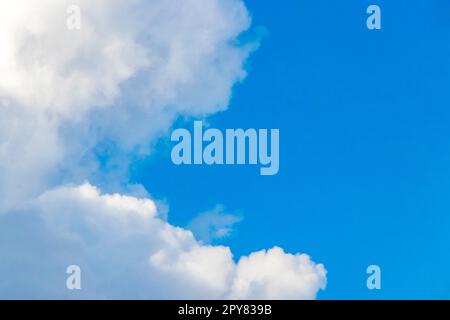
[0,183,326,299]
[0,0,254,211]
[0,0,250,117]
[230,247,327,299]
[0,0,327,299]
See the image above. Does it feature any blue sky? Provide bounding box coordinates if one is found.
[1,0,450,299]
[131,0,450,299]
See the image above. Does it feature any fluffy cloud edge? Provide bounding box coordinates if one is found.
[0,0,328,300]
[0,183,327,299]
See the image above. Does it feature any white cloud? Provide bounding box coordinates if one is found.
[187,205,243,243]
[0,0,148,116]
[0,0,254,211]
[230,247,327,299]
[0,183,326,299]
[0,0,327,299]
